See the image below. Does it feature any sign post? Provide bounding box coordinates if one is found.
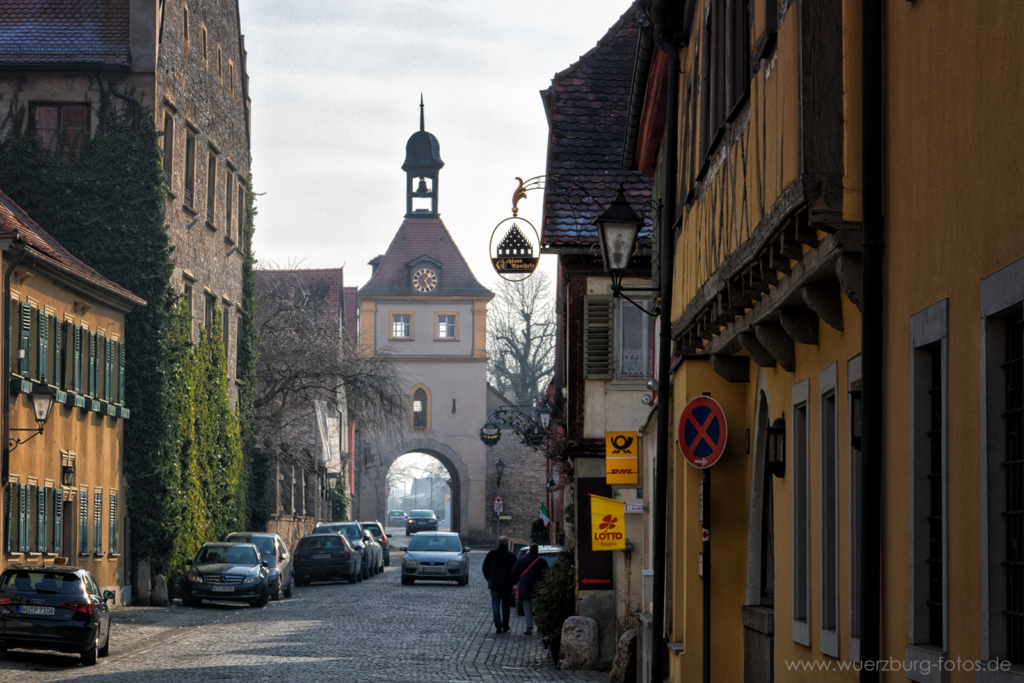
[493,494,504,537]
[678,394,727,683]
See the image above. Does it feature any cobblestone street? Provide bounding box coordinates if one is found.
[0,544,605,683]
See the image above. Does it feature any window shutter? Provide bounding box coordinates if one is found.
[53,487,63,554]
[54,318,63,389]
[78,490,88,554]
[88,332,97,398]
[38,486,48,552]
[73,325,82,394]
[37,310,49,382]
[19,302,30,376]
[118,341,125,404]
[4,483,14,552]
[6,296,12,374]
[19,484,29,553]
[109,493,117,554]
[583,295,614,379]
[93,491,102,553]
[104,338,113,402]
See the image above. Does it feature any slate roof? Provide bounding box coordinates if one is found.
[0,187,144,307]
[342,287,358,345]
[541,4,653,247]
[359,217,492,299]
[256,268,345,326]
[0,0,131,66]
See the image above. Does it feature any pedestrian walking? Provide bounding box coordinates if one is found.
[510,544,548,636]
[482,536,517,634]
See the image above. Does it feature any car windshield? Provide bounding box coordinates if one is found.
[197,545,258,566]
[0,571,84,594]
[318,525,361,540]
[364,524,384,537]
[299,536,342,550]
[408,535,462,553]
[411,511,434,518]
[227,534,275,557]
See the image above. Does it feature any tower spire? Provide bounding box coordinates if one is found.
[420,93,424,132]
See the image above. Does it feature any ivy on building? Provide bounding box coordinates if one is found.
[0,91,260,577]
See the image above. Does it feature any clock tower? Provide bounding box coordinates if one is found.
[354,103,494,541]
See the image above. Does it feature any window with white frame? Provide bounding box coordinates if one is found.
[792,379,810,646]
[392,314,412,339]
[437,314,456,339]
[617,299,654,378]
[819,364,839,658]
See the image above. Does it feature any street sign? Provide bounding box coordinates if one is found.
[493,503,504,514]
[493,494,504,506]
[678,395,728,469]
[624,502,643,514]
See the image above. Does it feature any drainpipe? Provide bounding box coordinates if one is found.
[105,74,140,133]
[860,0,884,681]
[650,21,679,683]
[2,243,26,486]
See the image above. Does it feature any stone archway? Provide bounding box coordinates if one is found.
[374,439,469,536]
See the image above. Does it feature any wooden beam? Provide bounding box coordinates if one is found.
[802,282,844,331]
[836,253,863,311]
[754,323,796,372]
[779,307,820,345]
[779,229,804,260]
[767,243,792,276]
[711,355,750,383]
[794,213,819,247]
[738,332,776,368]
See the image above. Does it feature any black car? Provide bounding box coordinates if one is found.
[181,543,270,608]
[293,533,361,585]
[313,522,379,580]
[405,509,438,535]
[361,520,391,566]
[224,532,293,601]
[0,564,113,665]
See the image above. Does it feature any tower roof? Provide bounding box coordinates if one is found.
[359,216,492,299]
[403,95,444,171]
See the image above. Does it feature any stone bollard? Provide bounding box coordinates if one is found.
[150,575,169,607]
[608,629,637,683]
[136,559,151,606]
[558,616,599,670]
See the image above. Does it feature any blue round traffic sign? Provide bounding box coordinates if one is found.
[678,396,728,469]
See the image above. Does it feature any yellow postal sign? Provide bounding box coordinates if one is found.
[590,494,626,551]
[605,431,639,485]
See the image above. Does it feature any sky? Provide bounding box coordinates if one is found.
[239,0,635,289]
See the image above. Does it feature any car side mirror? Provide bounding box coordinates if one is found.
[186,559,193,566]
[464,547,471,553]
[261,560,269,568]
[102,590,115,602]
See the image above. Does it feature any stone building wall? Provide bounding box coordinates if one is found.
[158,0,250,404]
[484,433,548,549]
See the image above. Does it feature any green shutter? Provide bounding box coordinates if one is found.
[118,341,125,405]
[78,490,88,554]
[38,485,48,552]
[73,325,82,394]
[88,332,97,398]
[4,483,14,553]
[109,493,117,554]
[583,295,614,379]
[19,484,29,553]
[19,302,30,376]
[54,318,63,389]
[104,338,113,402]
[6,296,12,374]
[37,310,49,383]
[53,487,63,554]
[93,491,102,553]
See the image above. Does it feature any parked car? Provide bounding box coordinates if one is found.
[400,532,471,586]
[405,509,439,535]
[360,520,391,566]
[388,510,408,527]
[515,545,563,615]
[362,528,384,574]
[293,532,361,585]
[181,543,270,608]
[313,522,380,580]
[0,564,113,665]
[224,531,293,600]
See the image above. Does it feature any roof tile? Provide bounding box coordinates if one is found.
[0,0,131,66]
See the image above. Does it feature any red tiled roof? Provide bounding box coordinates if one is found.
[0,187,143,307]
[342,287,358,345]
[541,5,653,247]
[0,0,131,66]
[359,217,492,299]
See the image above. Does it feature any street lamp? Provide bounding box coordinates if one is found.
[766,416,786,478]
[9,377,56,452]
[596,184,644,283]
[537,405,553,430]
[495,458,506,488]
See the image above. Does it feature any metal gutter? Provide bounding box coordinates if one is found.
[622,23,655,170]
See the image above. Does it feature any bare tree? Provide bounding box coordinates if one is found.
[254,267,405,463]
[487,272,557,407]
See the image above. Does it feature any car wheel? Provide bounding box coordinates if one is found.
[98,630,110,658]
[401,576,413,585]
[81,640,98,666]
[181,593,197,608]
[253,585,269,608]
[283,577,293,598]
[272,581,283,601]
[362,564,370,581]
[384,553,391,567]
[457,577,467,586]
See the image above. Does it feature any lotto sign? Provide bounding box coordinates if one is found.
[590,494,626,551]
[605,431,639,485]
[678,396,728,469]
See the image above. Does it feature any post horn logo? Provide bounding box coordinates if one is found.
[610,435,634,453]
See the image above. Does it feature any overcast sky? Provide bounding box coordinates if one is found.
[240,0,634,289]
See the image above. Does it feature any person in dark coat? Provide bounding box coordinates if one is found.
[482,536,517,633]
[510,544,548,635]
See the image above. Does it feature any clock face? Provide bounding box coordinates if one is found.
[412,267,438,293]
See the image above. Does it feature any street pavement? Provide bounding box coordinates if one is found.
[0,531,605,682]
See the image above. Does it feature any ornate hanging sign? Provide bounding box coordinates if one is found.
[489,177,542,282]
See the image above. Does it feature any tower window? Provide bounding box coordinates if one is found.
[437,314,457,340]
[391,313,412,340]
[411,387,429,430]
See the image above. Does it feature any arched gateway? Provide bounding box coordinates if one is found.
[353,102,493,542]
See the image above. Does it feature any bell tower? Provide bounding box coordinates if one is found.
[403,95,444,217]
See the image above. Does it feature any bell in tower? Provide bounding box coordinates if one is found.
[402,95,444,217]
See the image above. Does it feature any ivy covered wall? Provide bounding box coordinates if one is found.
[0,94,259,578]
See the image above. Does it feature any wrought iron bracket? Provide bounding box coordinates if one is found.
[8,425,43,453]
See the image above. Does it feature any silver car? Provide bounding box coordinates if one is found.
[400,532,471,586]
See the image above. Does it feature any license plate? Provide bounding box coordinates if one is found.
[211,586,234,592]
[313,553,331,559]
[422,567,445,574]
[20,605,55,615]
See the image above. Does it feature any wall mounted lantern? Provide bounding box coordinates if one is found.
[9,377,56,452]
[595,184,659,316]
[766,415,786,478]
[495,458,506,488]
[537,405,553,430]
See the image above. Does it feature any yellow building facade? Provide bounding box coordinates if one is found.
[0,191,143,605]
[624,0,1024,681]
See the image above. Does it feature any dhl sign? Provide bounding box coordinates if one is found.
[605,431,639,485]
